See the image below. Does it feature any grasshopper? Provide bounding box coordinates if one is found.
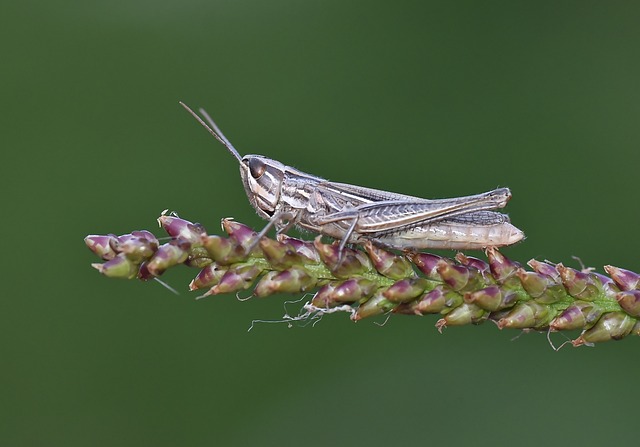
[180,102,524,253]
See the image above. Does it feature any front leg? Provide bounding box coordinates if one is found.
[246,209,299,254]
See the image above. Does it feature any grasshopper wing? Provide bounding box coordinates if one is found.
[315,187,512,234]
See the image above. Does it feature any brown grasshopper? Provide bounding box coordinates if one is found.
[180,102,524,254]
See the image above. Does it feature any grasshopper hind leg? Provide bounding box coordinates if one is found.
[335,215,361,265]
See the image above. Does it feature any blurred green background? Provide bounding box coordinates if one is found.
[3,1,640,445]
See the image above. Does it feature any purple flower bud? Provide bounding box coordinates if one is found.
[157,215,206,245]
[437,303,486,329]
[115,232,157,247]
[550,302,603,331]
[437,260,482,292]
[189,264,228,290]
[132,230,157,243]
[364,241,415,279]
[185,246,213,269]
[92,253,139,279]
[383,278,431,303]
[352,292,396,321]
[222,219,258,250]
[527,259,560,282]
[516,268,566,304]
[145,241,190,276]
[616,290,640,317]
[572,312,636,346]
[253,266,317,297]
[252,271,284,297]
[313,237,371,278]
[486,247,521,283]
[311,283,339,308]
[465,285,516,311]
[516,269,546,297]
[592,273,619,300]
[395,285,462,315]
[85,234,118,260]
[202,235,246,265]
[604,265,640,291]
[259,238,305,270]
[497,302,550,329]
[332,278,378,303]
[550,305,585,331]
[456,253,491,279]
[205,264,262,296]
[407,253,443,280]
[115,233,158,263]
[557,264,599,300]
[277,234,321,263]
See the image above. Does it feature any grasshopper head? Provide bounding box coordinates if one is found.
[239,155,286,220]
[178,103,287,221]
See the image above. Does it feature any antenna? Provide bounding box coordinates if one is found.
[179,101,243,163]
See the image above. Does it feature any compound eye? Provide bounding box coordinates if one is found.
[248,158,266,179]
